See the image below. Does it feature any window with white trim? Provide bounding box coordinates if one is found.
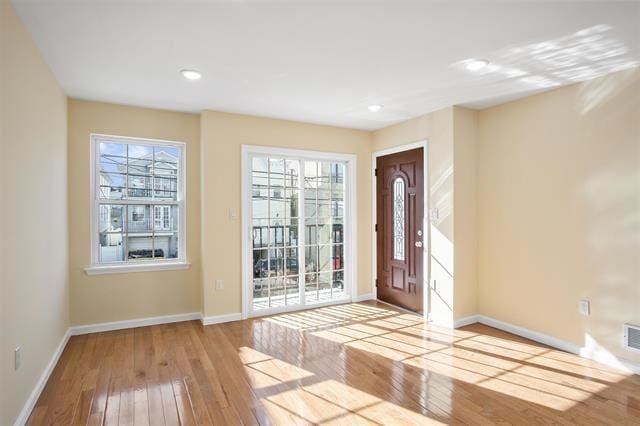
[90,135,185,267]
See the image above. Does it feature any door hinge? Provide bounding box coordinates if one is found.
[374,168,378,177]
[375,278,379,288]
[375,224,378,232]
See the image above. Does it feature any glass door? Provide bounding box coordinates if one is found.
[303,161,345,304]
[249,154,347,314]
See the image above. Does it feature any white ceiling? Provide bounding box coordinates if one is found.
[13,1,640,130]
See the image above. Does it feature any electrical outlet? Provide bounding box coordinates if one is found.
[579,300,590,316]
[430,208,439,221]
[215,279,224,291]
[228,208,238,220]
[15,346,21,370]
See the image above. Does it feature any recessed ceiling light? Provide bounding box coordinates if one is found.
[368,104,383,112]
[465,59,490,71]
[180,69,202,80]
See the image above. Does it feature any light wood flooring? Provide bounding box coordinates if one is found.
[27,301,640,425]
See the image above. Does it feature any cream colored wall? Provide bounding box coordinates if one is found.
[477,69,640,363]
[200,111,372,317]
[67,100,201,325]
[452,107,478,320]
[372,107,457,324]
[1,1,69,424]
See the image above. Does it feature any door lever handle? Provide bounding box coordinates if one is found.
[415,241,423,248]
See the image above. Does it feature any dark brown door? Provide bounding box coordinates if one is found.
[376,148,424,313]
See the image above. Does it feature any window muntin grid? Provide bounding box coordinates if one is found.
[250,156,346,311]
[251,156,301,310]
[93,136,183,264]
[303,161,345,304]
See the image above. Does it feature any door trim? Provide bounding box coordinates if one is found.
[240,145,358,319]
[371,140,429,319]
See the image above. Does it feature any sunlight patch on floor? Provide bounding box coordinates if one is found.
[244,303,638,420]
[239,346,315,389]
[261,379,445,425]
[239,344,443,425]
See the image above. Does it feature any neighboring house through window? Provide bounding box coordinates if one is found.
[88,134,186,271]
[245,147,354,316]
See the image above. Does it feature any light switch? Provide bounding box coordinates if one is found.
[15,346,21,370]
[579,300,590,316]
[215,279,224,291]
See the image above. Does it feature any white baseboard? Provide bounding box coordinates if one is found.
[354,292,375,302]
[476,315,581,355]
[69,312,202,336]
[452,314,640,375]
[14,328,71,426]
[453,314,480,328]
[201,312,242,326]
[579,340,640,375]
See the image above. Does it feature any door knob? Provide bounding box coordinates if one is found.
[415,241,423,248]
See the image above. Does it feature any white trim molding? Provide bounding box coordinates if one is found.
[201,313,243,326]
[84,261,190,275]
[453,314,640,375]
[475,315,580,354]
[453,314,480,329]
[13,329,71,426]
[354,293,376,302]
[372,141,428,158]
[579,346,640,375]
[69,312,201,335]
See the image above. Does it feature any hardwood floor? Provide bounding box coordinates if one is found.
[28,301,640,425]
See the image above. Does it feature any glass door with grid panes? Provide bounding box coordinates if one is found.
[250,154,348,314]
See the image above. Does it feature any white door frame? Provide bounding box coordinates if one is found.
[371,140,430,319]
[241,145,358,319]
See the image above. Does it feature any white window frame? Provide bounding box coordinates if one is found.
[85,134,189,275]
[241,145,357,319]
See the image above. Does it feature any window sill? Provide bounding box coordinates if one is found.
[84,261,191,276]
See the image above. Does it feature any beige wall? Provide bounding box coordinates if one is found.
[477,69,640,363]
[200,111,372,317]
[452,107,478,319]
[372,107,458,324]
[67,100,201,325]
[1,1,69,424]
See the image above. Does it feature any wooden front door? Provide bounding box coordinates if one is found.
[376,148,424,313]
